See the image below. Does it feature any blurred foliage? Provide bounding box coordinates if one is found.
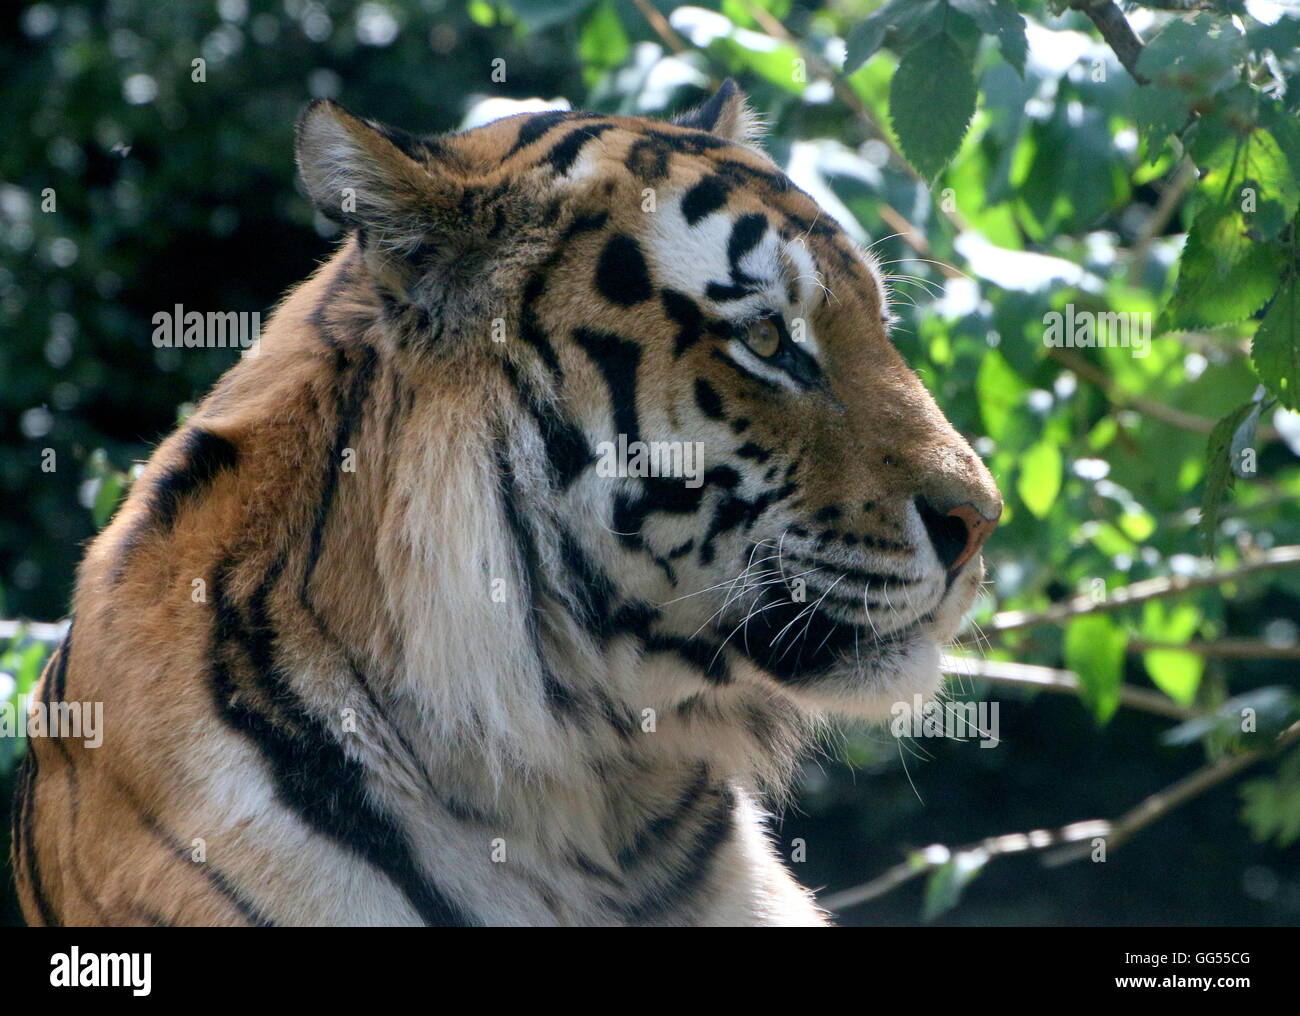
[3,0,1300,926]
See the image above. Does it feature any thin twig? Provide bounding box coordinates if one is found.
[1129,638,1300,661]
[991,545,1300,632]
[822,718,1300,913]
[1047,347,1281,441]
[1129,156,1196,279]
[629,0,689,55]
[942,655,1198,721]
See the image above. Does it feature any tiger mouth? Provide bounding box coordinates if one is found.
[713,577,936,685]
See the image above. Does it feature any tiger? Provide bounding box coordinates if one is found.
[12,80,1001,927]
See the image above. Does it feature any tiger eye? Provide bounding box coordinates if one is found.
[745,318,782,359]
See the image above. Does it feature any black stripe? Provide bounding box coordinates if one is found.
[48,618,73,703]
[612,786,735,923]
[13,749,59,926]
[114,428,239,578]
[302,345,378,600]
[644,634,730,684]
[151,428,241,530]
[559,529,617,643]
[784,551,919,588]
[662,289,707,357]
[519,273,566,381]
[617,763,710,869]
[704,280,760,302]
[693,378,725,420]
[595,234,653,307]
[209,559,474,926]
[506,110,595,157]
[493,441,585,725]
[681,174,731,225]
[726,213,768,279]
[114,776,275,927]
[572,327,643,443]
[543,122,615,175]
[14,626,78,925]
[709,349,782,392]
[501,360,591,489]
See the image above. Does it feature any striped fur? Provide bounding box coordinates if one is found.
[13,82,1001,926]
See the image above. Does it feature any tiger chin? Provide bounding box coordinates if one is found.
[13,81,1001,927]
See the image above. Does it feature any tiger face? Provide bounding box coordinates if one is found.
[297,81,1001,723]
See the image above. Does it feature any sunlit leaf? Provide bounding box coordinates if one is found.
[1065,614,1126,724]
[922,849,987,921]
[1017,440,1062,519]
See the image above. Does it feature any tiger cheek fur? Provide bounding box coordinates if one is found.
[13,81,1001,927]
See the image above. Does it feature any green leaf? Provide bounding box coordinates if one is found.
[922,849,987,921]
[92,470,125,530]
[975,348,1027,442]
[1064,614,1127,724]
[1229,398,1265,478]
[1017,439,1062,519]
[843,0,944,73]
[1251,271,1300,411]
[1163,206,1286,329]
[1133,85,1191,163]
[844,17,889,74]
[1136,14,1244,102]
[1139,600,1203,704]
[1240,749,1300,848]
[578,0,629,77]
[889,31,977,181]
[1143,650,1202,705]
[1199,401,1256,554]
[17,642,45,695]
[1195,120,1299,242]
[1164,687,1298,747]
[950,0,1026,76]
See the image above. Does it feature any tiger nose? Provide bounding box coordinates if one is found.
[916,496,1001,573]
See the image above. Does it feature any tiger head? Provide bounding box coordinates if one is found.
[294,81,1001,726]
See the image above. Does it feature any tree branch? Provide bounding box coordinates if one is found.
[942,654,1198,721]
[1069,0,1149,84]
[1129,638,1300,661]
[1047,347,1280,442]
[821,718,1300,914]
[0,619,69,644]
[990,545,1300,632]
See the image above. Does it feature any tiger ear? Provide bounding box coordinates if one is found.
[295,100,459,255]
[673,78,764,147]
